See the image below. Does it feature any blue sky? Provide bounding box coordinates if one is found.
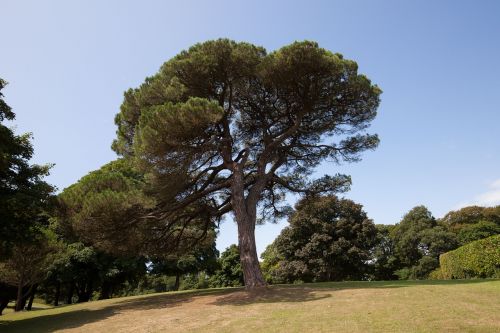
[2,0,499,256]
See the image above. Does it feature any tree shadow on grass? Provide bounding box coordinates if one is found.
[210,286,332,306]
[211,279,498,306]
[0,307,117,333]
[0,289,233,333]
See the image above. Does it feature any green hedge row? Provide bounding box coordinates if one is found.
[432,234,500,279]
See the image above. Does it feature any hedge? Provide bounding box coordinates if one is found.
[437,234,500,279]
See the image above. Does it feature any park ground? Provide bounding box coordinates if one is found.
[0,280,499,333]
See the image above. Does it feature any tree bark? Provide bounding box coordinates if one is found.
[66,281,74,304]
[14,277,25,312]
[99,281,111,300]
[26,284,38,311]
[77,280,93,303]
[174,272,180,291]
[54,281,60,306]
[0,298,8,316]
[236,214,266,288]
[231,164,266,288]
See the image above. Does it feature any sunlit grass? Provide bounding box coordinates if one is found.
[1,280,499,332]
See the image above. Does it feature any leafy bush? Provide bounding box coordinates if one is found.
[438,235,500,279]
[393,256,439,280]
[428,268,444,280]
[208,245,243,288]
[182,273,210,290]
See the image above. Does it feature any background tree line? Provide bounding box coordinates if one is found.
[260,201,500,283]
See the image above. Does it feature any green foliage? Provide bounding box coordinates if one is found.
[0,78,55,257]
[440,205,500,245]
[150,242,219,290]
[53,157,214,301]
[209,245,244,287]
[113,39,380,213]
[438,235,500,279]
[441,205,500,230]
[0,79,15,121]
[457,220,500,245]
[56,159,153,254]
[0,227,59,287]
[118,274,179,295]
[262,196,377,283]
[41,241,147,303]
[181,273,210,290]
[370,224,399,280]
[392,206,458,279]
[428,267,445,280]
[0,78,56,311]
[260,242,284,284]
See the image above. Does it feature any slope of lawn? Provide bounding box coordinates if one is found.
[1,280,499,333]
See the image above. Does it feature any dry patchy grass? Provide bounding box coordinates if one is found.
[1,280,499,333]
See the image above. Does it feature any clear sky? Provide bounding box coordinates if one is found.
[2,0,499,256]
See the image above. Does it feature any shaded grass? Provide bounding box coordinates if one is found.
[1,279,499,333]
[2,301,52,315]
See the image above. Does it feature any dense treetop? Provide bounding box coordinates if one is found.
[112,39,380,219]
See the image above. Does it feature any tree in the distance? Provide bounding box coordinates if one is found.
[150,242,219,291]
[113,39,381,287]
[392,206,458,279]
[209,244,244,288]
[0,229,58,311]
[370,224,399,280]
[440,205,500,245]
[262,195,377,283]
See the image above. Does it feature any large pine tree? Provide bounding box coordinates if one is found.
[113,40,381,288]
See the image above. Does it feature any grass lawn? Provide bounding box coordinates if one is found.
[0,279,498,333]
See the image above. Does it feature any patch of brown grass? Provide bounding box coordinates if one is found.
[1,280,499,333]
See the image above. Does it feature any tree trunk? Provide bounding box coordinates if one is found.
[54,281,60,306]
[99,281,111,300]
[0,298,8,316]
[173,272,180,291]
[77,280,93,303]
[14,278,25,312]
[235,215,266,288]
[66,282,74,305]
[26,284,38,311]
[231,165,266,288]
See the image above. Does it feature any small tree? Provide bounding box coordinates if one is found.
[0,229,57,311]
[209,245,244,288]
[113,39,381,287]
